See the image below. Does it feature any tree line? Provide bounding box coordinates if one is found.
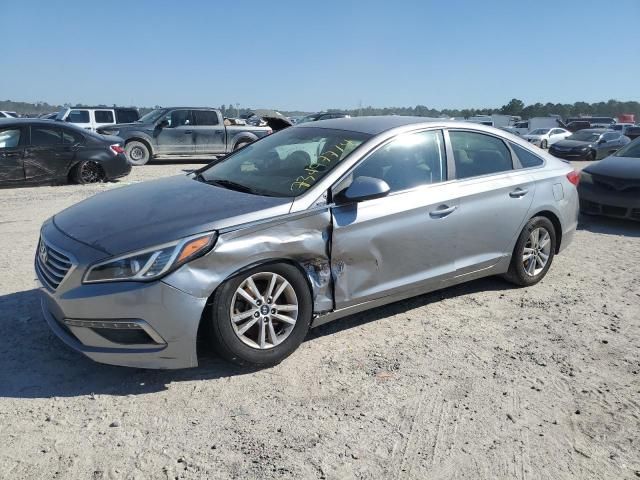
[2,98,639,121]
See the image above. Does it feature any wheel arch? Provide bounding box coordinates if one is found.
[529,209,563,253]
[230,133,258,150]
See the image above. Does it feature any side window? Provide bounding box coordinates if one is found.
[115,109,139,123]
[31,127,62,146]
[449,131,513,179]
[193,110,219,126]
[62,129,84,145]
[67,110,90,123]
[351,130,446,193]
[0,128,21,149]
[602,132,618,142]
[510,143,544,168]
[94,110,115,124]
[165,110,192,127]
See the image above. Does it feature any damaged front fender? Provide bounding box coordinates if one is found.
[162,209,334,313]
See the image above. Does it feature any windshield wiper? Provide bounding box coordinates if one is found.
[208,179,256,194]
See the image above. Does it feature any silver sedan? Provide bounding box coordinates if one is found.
[36,117,579,368]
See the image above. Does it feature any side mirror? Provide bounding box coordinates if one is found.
[157,119,169,129]
[335,176,390,204]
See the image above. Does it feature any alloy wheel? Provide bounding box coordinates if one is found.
[80,161,102,183]
[130,146,144,161]
[229,272,299,349]
[522,227,551,276]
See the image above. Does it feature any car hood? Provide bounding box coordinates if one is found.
[53,175,293,255]
[584,155,640,180]
[552,139,593,149]
[523,134,543,140]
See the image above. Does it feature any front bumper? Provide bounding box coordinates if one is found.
[578,181,640,222]
[36,220,207,369]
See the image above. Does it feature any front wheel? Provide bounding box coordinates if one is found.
[504,216,556,287]
[234,140,251,151]
[125,141,150,165]
[209,263,312,367]
[586,151,596,162]
[541,139,548,149]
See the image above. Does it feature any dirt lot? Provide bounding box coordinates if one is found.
[0,161,638,479]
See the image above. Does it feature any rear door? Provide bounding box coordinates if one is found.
[193,110,226,154]
[331,129,461,308]
[0,126,25,183]
[446,129,536,276]
[155,109,196,155]
[24,125,76,181]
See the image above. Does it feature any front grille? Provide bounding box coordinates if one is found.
[602,205,627,217]
[35,237,73,290]
[592,174,640,193]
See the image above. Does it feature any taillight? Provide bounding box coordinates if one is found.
[110,144,125,155]
[566,170,580,186]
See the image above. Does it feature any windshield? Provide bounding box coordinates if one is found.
[297,114,322,124]
[567,131,601,142]
[614,138,640,158]
[530,129,549,135]
[198,127,371,197]
[137,109,167,123]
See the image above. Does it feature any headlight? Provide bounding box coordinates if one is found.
[579,171,593,184]
[84,232,217,283]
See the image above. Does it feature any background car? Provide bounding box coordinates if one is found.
[548,128,630,161]
[0,119,130,186]
[297,112,351,123]
[55,107,140,131]
[0,111,19,119]
[522,128,571,149]
[36,118,578,369]
[565,120,592,132]
[624,126,640,140]
[578,137,640,221]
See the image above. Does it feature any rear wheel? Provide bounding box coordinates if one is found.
[504,216,556,287]
[125,141,150,165]
[71,160,104,184]
[209,263,312,367]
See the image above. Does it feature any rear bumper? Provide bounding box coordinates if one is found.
[102,153,132,180]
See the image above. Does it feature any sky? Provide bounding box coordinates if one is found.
[3,0,640,112]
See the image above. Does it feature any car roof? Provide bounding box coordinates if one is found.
[0,118,90,131]
[295,116,448,135]
[61,106,138,111]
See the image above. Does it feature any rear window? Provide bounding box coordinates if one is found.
[62,129,84,145]
[450,131,513,179]
[94,110,114,124]
[0,128,21,148]
[115,109,139,123]
[193,110,219,126]
[67,110,90,123]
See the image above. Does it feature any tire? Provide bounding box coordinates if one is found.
[125,140,150,165]
[209,263,312,367]
[541,140,548,149]
[503,216,556,287]
[586,151,596,162]
[234,140,252,151]
[71,160,104,184]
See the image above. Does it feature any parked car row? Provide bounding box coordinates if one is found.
[548,128,630,161]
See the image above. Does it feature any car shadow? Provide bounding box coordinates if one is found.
[578,214,640,237]
[0,277,512,400]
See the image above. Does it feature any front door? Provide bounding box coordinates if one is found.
[24,125,77,181]
[192,110,226,154]
[155,109,196,155]
[331,129,460,309]
[0,126,25,183]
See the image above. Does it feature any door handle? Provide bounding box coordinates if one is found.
[184,130,193,134]
[509,188,529,198]
[429,204,457,218]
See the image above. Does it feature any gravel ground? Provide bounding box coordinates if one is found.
[0,161,639,479]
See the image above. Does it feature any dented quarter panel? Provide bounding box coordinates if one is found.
[163,209,334,312]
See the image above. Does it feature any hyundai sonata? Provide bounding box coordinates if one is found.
[36,117,579,368]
